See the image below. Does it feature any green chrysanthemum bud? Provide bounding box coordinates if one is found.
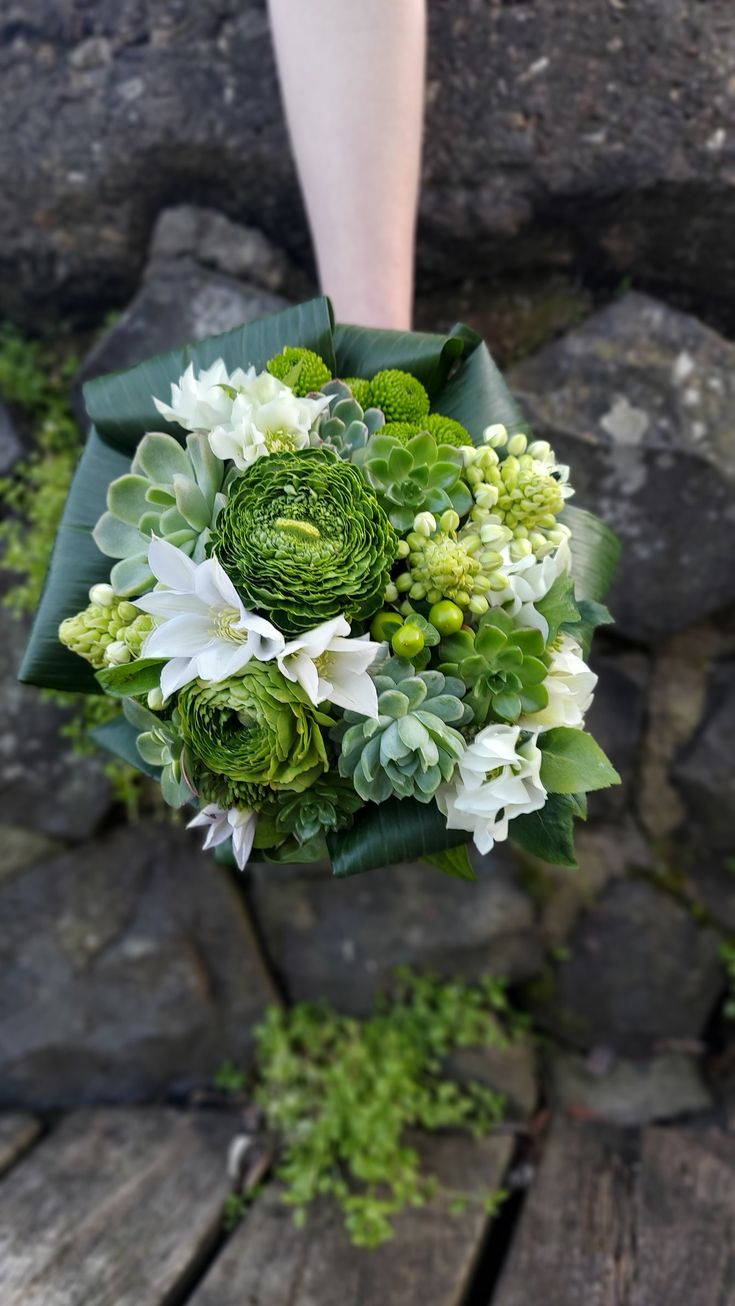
[178,664,333,794]
[380,421,423,445]
[369,370,430,424]
[267,346,332,396]
[334,656,472,804]
[212,447,398,636]
[342,377,373,409]
[424,413,472,448]
[439,608,549,726]
[59,588,153,669]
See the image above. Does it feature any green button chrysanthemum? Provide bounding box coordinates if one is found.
[212,448,398,636]
[178,664,333,794]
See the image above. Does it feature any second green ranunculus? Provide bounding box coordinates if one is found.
[178,663,333,793]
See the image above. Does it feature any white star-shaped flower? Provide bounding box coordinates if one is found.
[520,634,597,731]
[437,723,546,854]
[135,537,284,699]
[208,367,329,470]
[154,359,236,432]
[277,615,383,718]
[188,804,257,871]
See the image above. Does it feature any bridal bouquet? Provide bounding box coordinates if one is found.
[21,299,619,878]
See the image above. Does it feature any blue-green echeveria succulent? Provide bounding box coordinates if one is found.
[93,431,228,597]
[335,656,472,803]
[317,380,385,459]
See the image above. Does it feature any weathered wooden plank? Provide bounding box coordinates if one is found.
[0,1108,235,1306]
[632,1126,735,1305]
[0,1113,41,1176]
[190,1132,513,1306]
[493,1119,636,1306]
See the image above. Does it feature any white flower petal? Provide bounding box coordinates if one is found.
[144,614,216,657]
[160,657,196,699]
[149,536,198,591]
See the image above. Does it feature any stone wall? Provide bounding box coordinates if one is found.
[1,1,735,1124]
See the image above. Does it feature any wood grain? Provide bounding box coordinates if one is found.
[0,1108,235,1306]
[494,1119,735,1306]
[0,1114,41,1176]
[190,1131,513,1306]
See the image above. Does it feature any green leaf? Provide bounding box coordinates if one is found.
[18,428,131,692]
[535,575,580,644]
[85,298,337,452]
[434,338,529,444]
[328,798,467,878]
[90,714,162,779]
[333,322,469,398]
[539,728,621,794]
[511,794,578,867]
[561,599,614,657]
[562,504,621,604]
[95,658,165,697]
[424,845,478,882]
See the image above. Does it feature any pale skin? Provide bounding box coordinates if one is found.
[268,0,427,330]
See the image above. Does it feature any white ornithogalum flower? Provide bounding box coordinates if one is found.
[208,367,329,469]
[154,359,236,432]
[488,536,572,639]
[520,634,597,732]
[277,615,383,718]
[135,537,284,699]
[188,804,257,871]
[437,723,546,855]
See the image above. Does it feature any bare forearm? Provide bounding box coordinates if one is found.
[269,0,426,329]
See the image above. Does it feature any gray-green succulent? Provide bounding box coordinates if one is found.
[335,656,472,804]
[122,697,194,809]
[93,431,229,597]
[317,379,385,459]
[353,431,473,533]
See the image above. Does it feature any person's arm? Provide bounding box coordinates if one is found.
[268,0,426,330]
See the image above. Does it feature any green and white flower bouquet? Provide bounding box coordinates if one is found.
[21,299,620,877]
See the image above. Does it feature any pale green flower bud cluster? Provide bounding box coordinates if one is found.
[466,426,572,558]
[393,508,511,616]
[58,583,153,669]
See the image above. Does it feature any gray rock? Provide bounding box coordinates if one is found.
[510,294,735,641]
[0,400,23,473]
[549,878,723,1055]
[4,4,735,324]
[0,595,111,842]
[548,1049,713,1126]
[149,206,302,295]
[585,649,649,819]
[249,850,543,1015]
[447,1032,537,1121]
[0,823,279,1107]
[673,660,735,930]
[75,258,287,414]
[0,824,62,884]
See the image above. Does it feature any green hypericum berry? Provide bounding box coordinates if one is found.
[371,610,404,642]
[391,624,425,659]
[424,413,472,449]
[429,600,464,635]
[267,346,332,396]
[212,448,398,637]
[369,370,430,424]
[342,377,373,409]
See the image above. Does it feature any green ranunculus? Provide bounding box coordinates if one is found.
[211,448,398,636]
[178,664,333,794]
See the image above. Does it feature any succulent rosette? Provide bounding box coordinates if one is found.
[23,299,619,878]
